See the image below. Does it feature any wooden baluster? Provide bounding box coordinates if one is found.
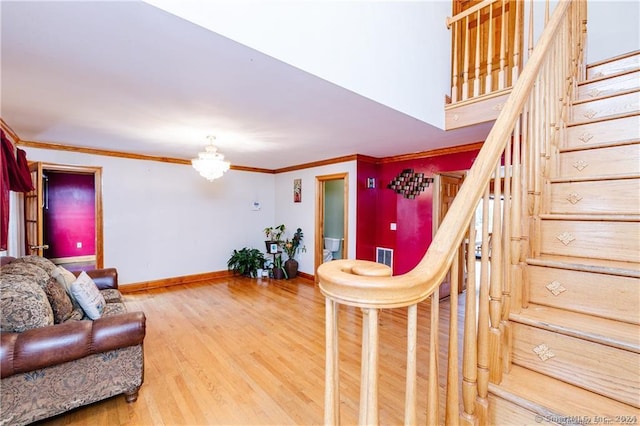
[426,289,440,426]
[489,162,503,384]
[511,116,523,313]
[359,308,379,425]
[485,3,494,94]
[445,253,459,425]
[452,20,459,103]
[498,0,507,89]
[521,97,532,309]
[501,133,513,373]
[474,10,481,97]
[512,0,521,85]
[462,16,471,101]
[404,304,417,425]
[461,222,478,426]
[476,187,491,423]
[528,0,534,60]
[325,298,340,425]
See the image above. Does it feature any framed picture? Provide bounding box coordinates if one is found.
[294,178,302,203]
[269,243,279,254]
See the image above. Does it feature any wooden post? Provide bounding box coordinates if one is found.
[461,223,478,426]
[445,254,460,425]
[325,298,340,425]
[359,308,379,425]
[404,304,418,425]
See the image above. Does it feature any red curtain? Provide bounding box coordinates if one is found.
[1,130,34,250]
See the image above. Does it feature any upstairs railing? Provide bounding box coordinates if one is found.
[317,1,587,424]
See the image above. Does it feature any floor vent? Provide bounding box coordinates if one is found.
[376,247,393,269]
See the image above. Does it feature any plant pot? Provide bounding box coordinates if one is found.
[284,258,298,279]
[272,267,286,280]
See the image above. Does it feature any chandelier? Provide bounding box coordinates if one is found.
[191,136,230,181]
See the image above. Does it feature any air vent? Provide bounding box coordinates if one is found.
[376,247,393,269]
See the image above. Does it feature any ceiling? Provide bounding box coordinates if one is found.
[1,1,491,170]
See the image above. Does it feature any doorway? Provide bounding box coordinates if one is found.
[25,162,103,270]
[315,173,348,278]
[432,171,466,298]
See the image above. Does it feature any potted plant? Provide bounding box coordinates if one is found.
[263,224,286,253]
[227,247,266,278]
[282,227,306,279]
[272,254,287,280]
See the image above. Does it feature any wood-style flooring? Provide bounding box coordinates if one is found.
[39,276,460,425]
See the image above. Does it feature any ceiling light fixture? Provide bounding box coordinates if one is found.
[191,136,230,181]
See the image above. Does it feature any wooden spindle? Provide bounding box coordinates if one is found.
[486,3,494,94]
[474,10,481,97]
[445,253,460,425]
[462,16,471,101]
[528,0,534,59]
[426,289,440,426]
[511,116,523,312]
[489,162,503,384]
[359,308,379,425]
[498,0,507,89]
[404,304,417,425]
[476,187,491,423]
[452,20,460,103]
[512,0,521,84]
[461,222,478,426]
[325,298,340,425]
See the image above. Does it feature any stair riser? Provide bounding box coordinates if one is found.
[527,265,639,324]
[587,55,640,79]
[549,179,640,215]
[572,90,640,122]
[564,115,640,150]
[540,220,640,262]
[577,71,640,100]
[511,323,640,407]
[557,143,640,178]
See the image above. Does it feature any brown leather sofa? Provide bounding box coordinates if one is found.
[0,256,146,426]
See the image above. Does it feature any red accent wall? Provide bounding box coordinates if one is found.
[357,148,480,275]
[44,172,95,258]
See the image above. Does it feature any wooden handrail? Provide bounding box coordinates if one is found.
[446,0,499,28]
[318,1,572,310]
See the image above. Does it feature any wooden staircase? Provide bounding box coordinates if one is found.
[488,51,640,423]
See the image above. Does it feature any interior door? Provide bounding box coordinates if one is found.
[433,172,466,298]
[24,162,48,256]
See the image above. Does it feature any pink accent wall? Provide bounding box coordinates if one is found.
[357,147,480,275]
[44,172,95,258]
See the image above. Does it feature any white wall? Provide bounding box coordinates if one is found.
[144,0,451,128]
[586,1,640,63]
[273,161,357,275]
[22,147,275,285]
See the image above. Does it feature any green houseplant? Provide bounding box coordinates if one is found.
[282,227,305,279]
[227,247,266,278]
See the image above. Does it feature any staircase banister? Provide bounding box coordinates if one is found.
[318,0,571,310]
[446,0,499,29]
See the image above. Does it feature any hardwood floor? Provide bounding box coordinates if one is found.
[39,276,459,425]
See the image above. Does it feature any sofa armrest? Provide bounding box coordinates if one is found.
[74,268,119,290]
[0,311,145,379]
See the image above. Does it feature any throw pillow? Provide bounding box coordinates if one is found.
[15,255,58,277]
[0,274,54,332]
[53,266,80,299]
[70,271,106,320]
[43,277,74,323]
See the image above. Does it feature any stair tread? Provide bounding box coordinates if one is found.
[539,213,640,222]
[527,254,640,278]
[490,365,639,420]
[510,304,640,352]
[578,67,640,87]
[559,138,639,153]
[568,110,639,127]
[550,173,640,183]
[572,87,640,106]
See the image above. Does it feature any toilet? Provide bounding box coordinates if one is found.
[323,237,341,262]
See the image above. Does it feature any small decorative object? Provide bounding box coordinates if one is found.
[387,169,434,199]
[533,343,555,362]
[282,228,306,279]
[294,179,302,203]
[264,224,286,253]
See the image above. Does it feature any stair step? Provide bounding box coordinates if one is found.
[509,314,640,406]
[586,50,640,80]
[556,141,640,178]
[564,113,640,149]
[527,254,640,278]
[548,178,640,215]
[571,89,640,122]
[577,69,640,100]
[489,365,639,424]
[526,263,640,324]
[539,218,640,262]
